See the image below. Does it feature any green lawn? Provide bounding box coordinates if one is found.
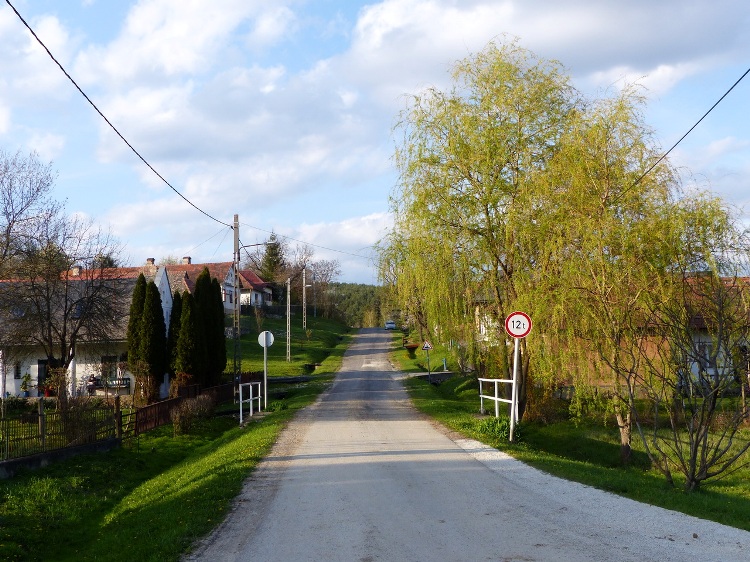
[0,316,350,562]
[229,314,351,377]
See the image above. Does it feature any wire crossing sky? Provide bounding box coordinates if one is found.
[0,1,748,283]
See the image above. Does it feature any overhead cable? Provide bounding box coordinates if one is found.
[5,0,232,229]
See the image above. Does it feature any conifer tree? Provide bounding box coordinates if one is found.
[126,273,147,365]
[139,281,166,402]
[210,277,227,380]
[193,268,212,381]
[175,292,207,384]
[166,290,182,375]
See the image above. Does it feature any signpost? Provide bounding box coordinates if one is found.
[504,312,532,442]
[258,330,274,409]
[422,340,433,382]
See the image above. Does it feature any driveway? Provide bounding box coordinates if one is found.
[186,328,749,561]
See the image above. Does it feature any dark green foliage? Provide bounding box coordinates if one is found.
[166,290,182,375]
[194,268,228,385]
[259,232,286,301]
[210,277,227,378]
[175,292,207,384]
[139,281,167,393]
[329,283,385,327]
[193,268,211,380]
[126,273,147,364]
[259,232,285,281]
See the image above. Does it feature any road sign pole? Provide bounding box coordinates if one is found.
[510,337,519,442]
[504,311,532,443]
[263,335,268,410]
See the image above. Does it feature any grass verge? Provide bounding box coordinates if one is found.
[0,317,351,561]
[402,374,750,533]
[0,379,330,562]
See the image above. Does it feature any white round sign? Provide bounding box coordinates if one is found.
[258,330,275,348]
[505,311,532,339]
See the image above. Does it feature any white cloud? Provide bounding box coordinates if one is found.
[74,0,295,85]
[26,132,65,161]
[245,6,297,49]
[0,104,9,134]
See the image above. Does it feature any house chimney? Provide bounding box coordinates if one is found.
[182,256,192,265]
[146,258,155,266]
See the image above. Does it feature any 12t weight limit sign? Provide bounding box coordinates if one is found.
[505,311,532,339]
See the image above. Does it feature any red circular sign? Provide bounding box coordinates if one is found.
[505,311,532,338]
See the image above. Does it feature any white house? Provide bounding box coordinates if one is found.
[0,257,272,399]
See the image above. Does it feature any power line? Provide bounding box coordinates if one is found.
[238,221,374,259]
[5,0,232,229]
[631,65,750,189]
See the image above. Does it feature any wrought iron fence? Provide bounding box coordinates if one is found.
[1,374,262,463]
[0,406,117,461]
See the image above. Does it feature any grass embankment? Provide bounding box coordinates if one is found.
[396,349,750,533]
[0,318,350,562]
[232,314,351,377]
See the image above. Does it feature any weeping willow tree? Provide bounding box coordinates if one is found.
[532,90,685,463]
[383,38,580,419]
[381,37,739,448]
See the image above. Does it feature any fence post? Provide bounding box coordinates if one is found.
[38,399,46,451]
[114,395,122,439]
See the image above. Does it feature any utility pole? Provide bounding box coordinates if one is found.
[286,277,291,362]
[302,267,307,330]
[233,214,241,380]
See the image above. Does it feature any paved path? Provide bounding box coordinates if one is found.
[186,328,750,561]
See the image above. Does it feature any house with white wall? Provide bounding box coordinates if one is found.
[0,257,271,399]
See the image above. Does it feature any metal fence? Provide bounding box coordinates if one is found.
[0,375,261,463]
[1,403,118,461]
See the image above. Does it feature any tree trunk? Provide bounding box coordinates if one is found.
[615,409,632,465]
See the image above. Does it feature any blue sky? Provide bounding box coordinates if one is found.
[1,0,748,283]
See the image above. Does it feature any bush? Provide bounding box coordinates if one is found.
[477,416,520,441]
[171,395,216,435]
[267,400,287,412]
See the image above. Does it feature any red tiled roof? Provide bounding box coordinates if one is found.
[163,262,232,295]
[238,269,270,290]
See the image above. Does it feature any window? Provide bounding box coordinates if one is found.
[37,359,48,385]
[101,356,117,380]
[13,363,21,379]
[697,342,714,369]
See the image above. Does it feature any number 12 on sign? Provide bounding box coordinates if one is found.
[505,311,532,339]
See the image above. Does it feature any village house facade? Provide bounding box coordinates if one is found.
[0,257,271,399]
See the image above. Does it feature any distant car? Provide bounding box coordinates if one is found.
[384,320,397,330]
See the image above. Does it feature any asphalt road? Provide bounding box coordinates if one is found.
[186,328,750,562]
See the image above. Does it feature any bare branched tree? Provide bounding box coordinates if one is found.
[0,209,128,398]
[0,149,59,276]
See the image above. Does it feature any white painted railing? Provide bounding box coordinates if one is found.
[478,377,515,419]
[239,381,262,424]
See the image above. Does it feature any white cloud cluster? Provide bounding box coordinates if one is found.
[1,0,748,282]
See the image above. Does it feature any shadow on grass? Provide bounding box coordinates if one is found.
[521,422,651,470]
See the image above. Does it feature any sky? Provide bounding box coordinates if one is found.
[0,0,748,284]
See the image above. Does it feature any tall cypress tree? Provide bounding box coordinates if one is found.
[211,277,227,381]
[193,268,213,381]
[166,290,182,375]
[139,281,167,382]
[175,292,207,384]
[126,273,147,365]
